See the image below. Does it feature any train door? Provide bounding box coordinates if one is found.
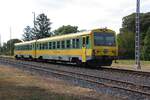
[32,42,36,58]
[82,36,86,62]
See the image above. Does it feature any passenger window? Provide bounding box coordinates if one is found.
[72,39,76,48]
[49,42,52,49]
[46,42,48,49]
[39,44,42,50]
[41,43,44,49]
[43,43,47,50]
[32,44,34,49]
[53,42,56,49]
[42,43,45,50]
[27,45,29,50]
[57,41,60,49]
[43,43,44,49]
[29,45,31,50]
[24,45,26,50]
[66,40,70,48]
[36,44,38,50]
[61,41,65,49]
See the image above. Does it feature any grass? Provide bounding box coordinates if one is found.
[113,59,150,66]
[0,82,84,100]
[112,60,150,71]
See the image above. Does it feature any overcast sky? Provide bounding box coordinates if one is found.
[0,0,149,43]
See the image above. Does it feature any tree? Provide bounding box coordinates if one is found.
[54,25,78,35]
[0,40,21,55]
[142,27,150,60]
[120,12,150,42]
[140,12,150,33]
[0,43,7,55]
[32,13,52,39]
[118,12,150,59]
[6,39,22,55]
[120,13,136,33]
[22,26,33,41]
[117,32,135,59]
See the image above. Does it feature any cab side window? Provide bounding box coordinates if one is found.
[76,39,80,48]
[86,36,89,45]
[82,37,86,47]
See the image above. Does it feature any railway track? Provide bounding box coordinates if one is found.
[0,57,150,100]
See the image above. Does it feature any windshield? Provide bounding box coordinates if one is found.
[94,32,115,46]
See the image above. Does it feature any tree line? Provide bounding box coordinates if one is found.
[23,13,79,41]
[117,12,150,60]
[0,39,22,55]
[0,13,79,55]
[0,12,150,61]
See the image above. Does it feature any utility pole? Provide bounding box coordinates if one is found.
[10,27,12,56]
[0,34,1,54]
[135,0,141,69]
[32,12,37,58]
[32,12,36,39]
[0,34,1,47]
[32,12,36,29]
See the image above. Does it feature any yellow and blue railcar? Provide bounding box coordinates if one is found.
[14,28,117,66]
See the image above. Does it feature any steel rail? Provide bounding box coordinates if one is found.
[0,57,150,99]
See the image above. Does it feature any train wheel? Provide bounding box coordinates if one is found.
[76,59,82,67]
[15,55,20,60]
[76,60,86,67]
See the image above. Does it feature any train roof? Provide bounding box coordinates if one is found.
[37,31,91,43]
[15,28,115,46]
[15,40,36,46]
[36,28,115,43]
[15,31,91,46]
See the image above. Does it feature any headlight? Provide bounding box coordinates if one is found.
[92,50,100,55]
[103,49,108,54]
[112,50,116,54]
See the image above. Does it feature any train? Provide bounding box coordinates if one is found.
[14,28,118,67]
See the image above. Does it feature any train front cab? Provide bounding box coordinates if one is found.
[82,29,117,67]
